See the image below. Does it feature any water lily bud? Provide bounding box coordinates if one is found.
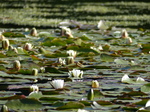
[136,77,145,83]
[97,20,108,30]
[1,105,8,112]
[30,85,39,92]
[66,56,74,65]
[23,43,33,51]
[30,27,38,36]
[67,50,77,57]
[32,68,38,76]
[13,60,21,71]
[2,39,9,50]
[68,69,83,78]
[121,29,128,38]
[51,79,64,89]
[0,33,5,41]
[87,89,94,100]
[92,80,99,88]
[40,67,45,73]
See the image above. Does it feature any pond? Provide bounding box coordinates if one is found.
[0,0,150,112]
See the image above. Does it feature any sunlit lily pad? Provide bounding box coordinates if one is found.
[2,32,25,37]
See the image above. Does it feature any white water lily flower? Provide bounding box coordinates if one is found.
[136,77,145,83]
[61,27,73,38]
[57,58,66,65]
[121,74,131,83]
[97,20,108,30]
[139,100,150,110]
[77,109,89,112]
[51,79,64,89]
[68,69,83,78]
[67,50,77,57]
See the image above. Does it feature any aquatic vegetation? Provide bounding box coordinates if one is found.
[13,60,21,71]
[2,38,9,50]
[0,1,150,111]
[67,50,77,57]
[91,80,99,88]
[23,43,33,51]
[68,69,83,78]
[51,79,64,89]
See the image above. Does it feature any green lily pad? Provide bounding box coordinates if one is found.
[40,97,64,103]
[141,43,150,53]
[114,59,129,64]
[2,32,25,37]
[42,38,66,46]
[100,54,114,62]
[5,98,42,110]
[141,83,150,93]
[28,92,43,99]
[56,101,85,110]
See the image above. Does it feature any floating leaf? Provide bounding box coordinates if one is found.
[5,98,42,110]
[3,32,25,37]
[141,43,150,53]
[45,67,62,73]
[28,92,43,99]
[56,101,85,110]
[0,53,6,58]
[114,59,129,64]
[123,91,147,96]
[100,54,114,62]
[40,97,64,103]
[141,83,150,93]
[42,38,66,46]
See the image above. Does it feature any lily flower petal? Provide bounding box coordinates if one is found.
[51,79,64,89]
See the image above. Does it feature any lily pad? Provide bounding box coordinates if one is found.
[56,101,85,110]
[100,54,114,62]
[5,98,42,110]
[141,83,150,93]
[2,32,25,37]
